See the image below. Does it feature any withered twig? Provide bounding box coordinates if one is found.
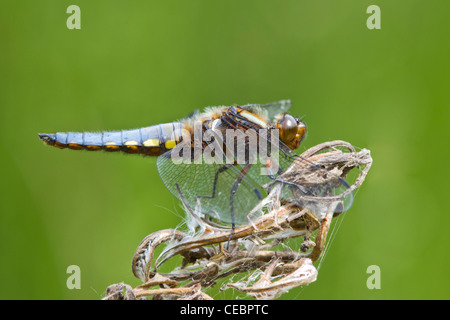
[104,141,372,300]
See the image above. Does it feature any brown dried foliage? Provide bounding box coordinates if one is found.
[103,141,372,300]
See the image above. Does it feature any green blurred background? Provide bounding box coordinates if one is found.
[0,0,449,299]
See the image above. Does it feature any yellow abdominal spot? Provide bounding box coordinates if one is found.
[86,145,101,151]
[165,140,176,149]
[125,140,139,146]
[105,145,120,151]
[143,138,159,147]
[68,143,82,150]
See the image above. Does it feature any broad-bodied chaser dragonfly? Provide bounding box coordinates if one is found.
[39,100,352,233]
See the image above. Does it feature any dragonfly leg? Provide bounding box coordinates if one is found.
[196,163,262,218]
[196,164,233,201]
[227,163,253,250]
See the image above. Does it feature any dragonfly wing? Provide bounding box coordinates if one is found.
[242,100,292,121]
[272,152,356,218]
[182,109,200,120]
[156,150,266,226]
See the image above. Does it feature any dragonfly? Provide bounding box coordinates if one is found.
[39,100,352,236]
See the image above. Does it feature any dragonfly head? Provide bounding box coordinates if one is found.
[275,114,307,150]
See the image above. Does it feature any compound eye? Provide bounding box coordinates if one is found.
[277,114,298,142]
[276,114,307,150]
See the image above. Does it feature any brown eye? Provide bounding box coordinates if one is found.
[276,114,307,150]
[277,114,298,142]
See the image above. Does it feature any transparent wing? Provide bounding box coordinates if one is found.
[157,150,267,226]
[242,100,292,121]
[288,165,354,217]
[181,109,200,120]
[240,128,355,218]
[157,104,356,227]
[267,143,360,218]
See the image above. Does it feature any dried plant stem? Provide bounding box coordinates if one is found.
[104,141,372,300]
